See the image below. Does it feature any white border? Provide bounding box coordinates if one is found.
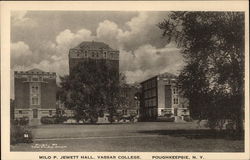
[1,1,249,160]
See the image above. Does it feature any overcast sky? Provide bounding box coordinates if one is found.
[10,11,185,98]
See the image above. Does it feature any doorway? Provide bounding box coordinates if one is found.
[33,109,38,118]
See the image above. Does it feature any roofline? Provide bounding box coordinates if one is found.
[139,72,178,84]
[140,75,158,84]
[70,41,118,51]
[14,70,56,75]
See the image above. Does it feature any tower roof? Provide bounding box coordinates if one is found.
[73,41,113,50]
[26,68,45,73]
[140,72,177,84]
[158,72,177,78]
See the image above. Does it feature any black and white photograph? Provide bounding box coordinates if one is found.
[1,1,249,160]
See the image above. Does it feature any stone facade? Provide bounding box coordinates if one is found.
[140,73,190,121]
[14,68,57,125]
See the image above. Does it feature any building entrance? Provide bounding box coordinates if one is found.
[33,109,38,118]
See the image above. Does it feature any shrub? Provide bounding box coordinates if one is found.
[108,116,115,123]
[165,117,175,122]
[54,116,68,124]
[14,117,29,126]
[184,116,193,122]
[10,123,33,144]
[19,117,29,125]
[164,113,173,118]
[11,124,22,144]
[41,116,57,124]
[98,110,104,118]
[90,116,98,123]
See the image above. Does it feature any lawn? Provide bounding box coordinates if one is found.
[10,122,244,152]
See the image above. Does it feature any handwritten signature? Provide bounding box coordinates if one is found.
[31,144,67,149]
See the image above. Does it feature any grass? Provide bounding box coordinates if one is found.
[10,122,244,152]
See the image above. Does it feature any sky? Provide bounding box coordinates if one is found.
[10,11,185,98]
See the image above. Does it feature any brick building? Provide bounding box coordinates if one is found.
[68,41,119,76]
[14,68,57,125]
[140,72,190,122]
[68,41,120,115]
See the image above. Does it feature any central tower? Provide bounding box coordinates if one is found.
[68,41,119,76]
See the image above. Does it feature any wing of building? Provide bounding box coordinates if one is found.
[140,72,190,122]
[14,68,57,125]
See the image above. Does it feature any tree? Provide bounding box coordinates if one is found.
[59,60,120,123]
[159,12,244,136]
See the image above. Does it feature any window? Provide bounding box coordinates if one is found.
[30,83,40,105]
[152,98,156,106]
[39,76,43,81]
[49,110,52,116]
[152,89,156,97]
[32,86,35,93]
[123,109,127,115]
[152,80,156,87]
[149,99,153,106]
[32,97,39,105]
[148,81,151,89]
[32,77,38,81]
[33,109,38,118]
[19,110,22,114]
[174,98,178,104]
[32,86,39,94]
[173,88,178,94]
